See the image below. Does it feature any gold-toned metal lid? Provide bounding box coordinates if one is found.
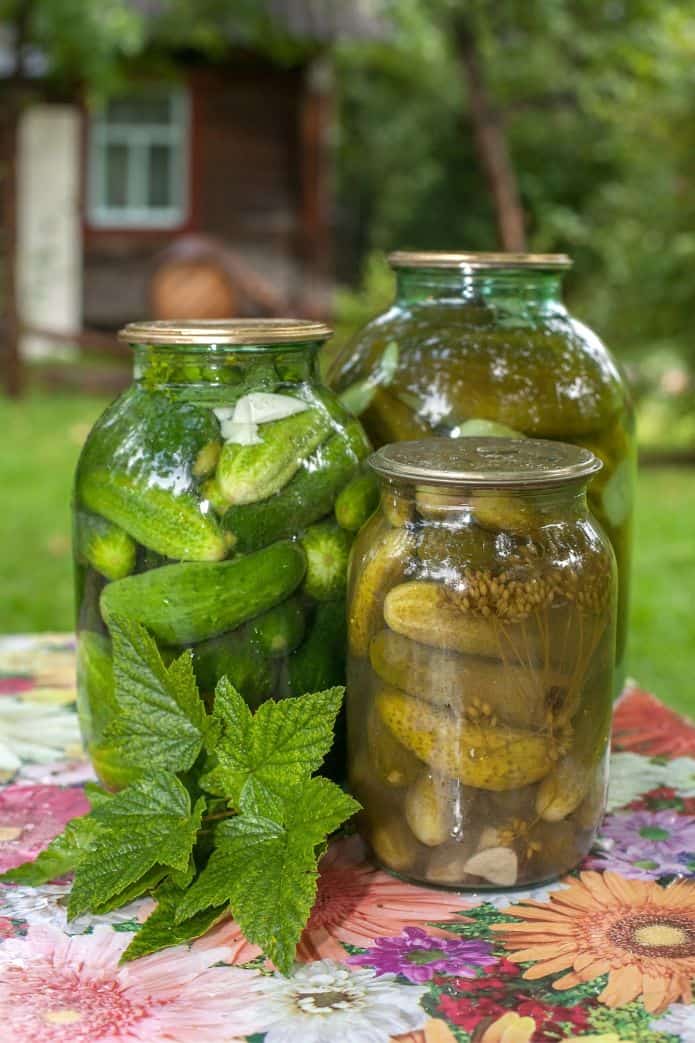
[118,318,333,346]
[388,251,572,271]
[370,437,601,488]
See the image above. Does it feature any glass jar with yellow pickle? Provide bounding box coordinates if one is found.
[329,252,634,689]
[347,437,616,889]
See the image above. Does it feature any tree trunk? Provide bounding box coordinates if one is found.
[2,2,33,397]
[2,94,22,397]
[455,18,526,252]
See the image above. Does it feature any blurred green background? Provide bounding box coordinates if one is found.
[2,0,694,713]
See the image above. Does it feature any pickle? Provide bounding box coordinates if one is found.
[335,470,380,532]
[536,754,589,821]
[192,440,222,479]
[382,489,414,527]
[369,628,568,729]
[367,706,420,787]
[361,387,431,444]
[370,818,417,874]
[216,409,331,505]
[300,521,352,601]
[416,487,467,521]
[75,511,136,582]
[383,581,547,660]
[376,686,557,790]
[405,774,457,847]
[200,477,230,516]
[416,523,496,573]
[348,527,416,657]
[469,492,536,534]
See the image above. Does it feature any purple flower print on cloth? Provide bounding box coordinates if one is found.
[587,809,695,879]
[348,926,496,983]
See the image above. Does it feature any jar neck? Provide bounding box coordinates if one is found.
[394,267,567,316]
[133,341,322,389]
[386,478,589,516]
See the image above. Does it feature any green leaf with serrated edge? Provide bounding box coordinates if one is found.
[0,813,101,885]
[68,774,204,920]
[179,814,317,975]
[203,680,343,806]
[177,777,357,974]
[104,616,208,773]
[83,782,112,809]
[121,881,227,963]
[94,864,169,914]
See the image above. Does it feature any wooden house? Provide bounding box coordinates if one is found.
[0,1,385,391]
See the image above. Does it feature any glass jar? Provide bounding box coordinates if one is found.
[329,252,634,688]
[74,319,370,788]
[347,437,616,889]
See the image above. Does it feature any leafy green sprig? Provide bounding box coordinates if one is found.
[0,616,359,973]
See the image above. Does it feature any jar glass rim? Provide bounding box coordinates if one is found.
[388,251,572,271]
[369,437,601,488]
[118,318,333,346]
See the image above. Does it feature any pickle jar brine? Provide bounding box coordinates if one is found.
[347,437,616,889]
[73,319,371,788]
[329,252,635,688]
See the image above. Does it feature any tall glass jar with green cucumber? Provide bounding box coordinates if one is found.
[347,438,617,889]
[328,253,635,688]
[74,319,373,789]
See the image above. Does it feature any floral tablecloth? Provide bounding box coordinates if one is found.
[1,635,695,1043]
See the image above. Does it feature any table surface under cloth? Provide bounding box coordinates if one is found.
[1,634,695,1043]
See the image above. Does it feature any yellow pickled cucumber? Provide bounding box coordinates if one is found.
[383,581,548,660]
[404,774,456,847]
[470,492,537,534]
[370,818,417,874]
[536,703,611,821]
[367,706,420,787]
[382,489,414,527]
[369,628,569,729]
[416,524,497,573]
[348,528,415,657]
[376,686,556,790]
[416,487,467,520]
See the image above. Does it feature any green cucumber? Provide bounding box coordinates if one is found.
[78,390,221,486]
[222,433,360,552]
[192,439,222,478]
[216,408,331,505]
[100,540,306,645]
[200,476,230,517]
[335,470,379,532]
[79,469,229,562]
[249,596,306,657]
[75,510,137,581]
[192,630,275,708]
[288,601,347,697]
[300,521,352,601]
[76,630,116,746]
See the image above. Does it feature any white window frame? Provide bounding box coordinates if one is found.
[87,87,190,229]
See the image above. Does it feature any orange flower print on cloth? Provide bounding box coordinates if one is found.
[491,871,695,1014]
[613,687,695,758]
[194,835,474,965]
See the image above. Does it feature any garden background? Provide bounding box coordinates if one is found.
[1,0,693,714]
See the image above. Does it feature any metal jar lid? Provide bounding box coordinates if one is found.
[388,251,572,271]
[369,437,601,489]
[118,318,333,346]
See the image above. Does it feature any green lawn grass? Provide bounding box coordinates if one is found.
[1,392,693,716]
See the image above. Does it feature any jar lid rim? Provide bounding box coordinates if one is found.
[118,319,333,346]
[369,437,602,487]
[388,251,572,271]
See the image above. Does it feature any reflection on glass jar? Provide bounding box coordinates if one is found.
[347,437,616,890]
[73,319,370,789]
[329,252,634,689]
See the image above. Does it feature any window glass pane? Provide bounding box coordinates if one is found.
[106,95,173,126]
[148,144,172,207]
[105,143,129,207]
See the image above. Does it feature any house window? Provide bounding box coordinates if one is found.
[88,88,190,229]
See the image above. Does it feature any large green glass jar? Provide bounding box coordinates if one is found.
[74,319,370,788]
[329,252,635,686]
